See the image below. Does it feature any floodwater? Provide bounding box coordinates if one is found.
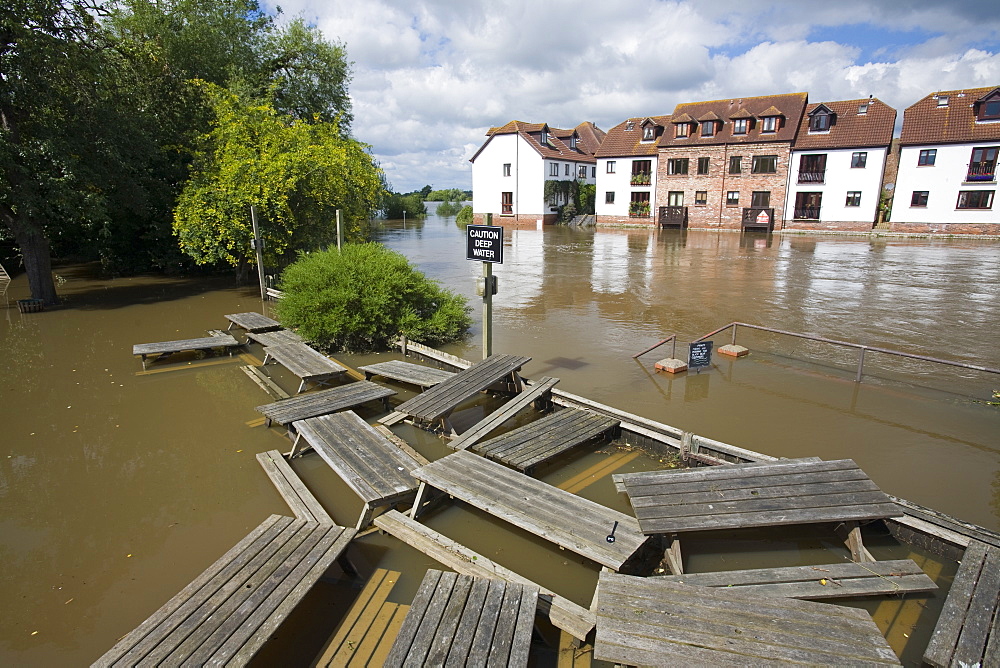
[1,203,998,666]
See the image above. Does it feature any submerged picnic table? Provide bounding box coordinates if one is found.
[262,342,347,393]
[224,311,282,333]
[358,360,455,389]
[256,381,396,430]
[93,514,355,667]
[245,329,303,347]
[132,333,240,370]
[618,458,903,574]
[390,354,530,433]
[595,572,901,666]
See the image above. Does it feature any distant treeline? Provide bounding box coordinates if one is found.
[382,185,471,218]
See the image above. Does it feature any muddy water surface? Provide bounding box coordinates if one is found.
[2,211,999,665]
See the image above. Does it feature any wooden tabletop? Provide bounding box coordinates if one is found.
[133,334,239,356]
[394,354,530,421]
[263,343,347,381]
[620,458,901,535]
[246,329,303,347]
[224,312,282,332]
[256,381,395,425]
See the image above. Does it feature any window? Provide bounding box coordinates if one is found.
[675,123,689,138]
[569,136,577,150]
[809,113,830,132]
[695,191,707,205]
[591,167,596,178]
[642,126,655,141]
[937,95,949,107]
[794,192,822,219]
[550,163,559,176]
[982,100,1000,119]
[918,149,937,166]
[845,191,861,207]
[751,191,770,207]
[667,191,684,207]
[911,191,929,207]
[540,130,549,144]
[968,147,998,180]
[667,158,689,175]
[502,163,511,177]
[697,157,710,175]
[701,121,715,137]
[606,161,616,174]
[751,155,777,174]
[957,190,994,209]
[630,159,652,185]
[629,191,650,217]
[578,165,587,179]
[857,102,869,114]
[605,191,615,204]
[726,191,739,206]
[564,164,570,176]
[851,152,867,168]
[798,154,826,183]
[732,119,748,135]
[761,116,777,133]
[728,155,742,174]
[501,191,513,214]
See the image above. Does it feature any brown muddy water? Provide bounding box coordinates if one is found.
[1,208,999,666]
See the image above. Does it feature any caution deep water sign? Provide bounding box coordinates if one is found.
[466,225,503,263]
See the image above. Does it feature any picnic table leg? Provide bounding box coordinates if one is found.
[841,521,875,562]
[664,534,684,575]
[140,354,147,371]
[409,482,428,520]
[356,504,376,531]
[288,432,305,459]
[297,379,308,394]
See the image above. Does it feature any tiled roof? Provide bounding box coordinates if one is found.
[595,114,672,157]
[792,98,896,150]
[658,93,808,147]
[698,111,720,121]
[729,109,754,119]
[899,86,1000,145]
[671,113,694,123]
[473,119,603,163]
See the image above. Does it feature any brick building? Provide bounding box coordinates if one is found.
[655,93,808,230]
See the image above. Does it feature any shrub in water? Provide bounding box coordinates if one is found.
[276,243,472,352]
[455,205,473,226]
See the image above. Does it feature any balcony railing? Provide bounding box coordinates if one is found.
[630,174,652,186]
[797,171,825,184]
[794,207,821,220]
[967,162,997,181]
[742,207,775,230]
[659,206,688,228]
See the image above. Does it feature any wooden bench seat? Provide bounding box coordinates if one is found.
[132,334,240,370]
[262,342,347,393]
[358,360,455,389]
[291,411,422,529]
[224,311,282,333]
[410,450,650,572]
[448,376,560,451]
[256,450,333,524]
[93,515,355,667]
[256,381,396,430]
[924,539,1000,667]
[385,570,537,667]
[660,559,937,600]
[245,329,303,347]
[472,407,619,472]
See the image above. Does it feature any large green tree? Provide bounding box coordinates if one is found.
[173,83,383,280]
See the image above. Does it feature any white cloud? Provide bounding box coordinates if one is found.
[266,0,1000,192]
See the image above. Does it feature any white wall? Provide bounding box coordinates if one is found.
[785,147,887,223]
[893,142,1000,224]
[596,156,658,217]
[472,134,544,217]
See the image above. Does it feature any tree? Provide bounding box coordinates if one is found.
[382,192,426,219]
[173,83,384,280]
[419,184,432,199]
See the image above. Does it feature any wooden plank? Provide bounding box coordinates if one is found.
[262,342,347,384]
[245,329,304,347]
[224,312,282,332]
[256,381,396,426]
[358,360,455,388]
[374,509,595,641]
[424,572,474,666]
[240,365,290,400]
[660,559,936,599]
[256,450,333,524]
[132,334,240,357]
[314,568,401,666]
[410,451,647,571]
[449,376,561,451]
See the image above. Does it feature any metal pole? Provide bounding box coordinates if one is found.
[482,213,493,359]
[856,347,866,382]
[250,205,265,302]
[731,323,738,346]
[336,209,342,251]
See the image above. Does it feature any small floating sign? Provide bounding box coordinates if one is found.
[688,341,713,371]
[466,225,503,264]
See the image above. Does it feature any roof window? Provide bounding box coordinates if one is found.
[937,95,949,107]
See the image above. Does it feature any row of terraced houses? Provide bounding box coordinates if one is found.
[470,86,1000,235]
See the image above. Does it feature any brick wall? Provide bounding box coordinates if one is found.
[888,222,1000,235]
[655,143,793,230]
[595,215,655,226]
[783,220,873,232]
[473,213,557,226]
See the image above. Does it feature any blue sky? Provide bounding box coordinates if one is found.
[266,0,1000,193]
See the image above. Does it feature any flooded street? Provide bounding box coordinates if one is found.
[1,207,999,666]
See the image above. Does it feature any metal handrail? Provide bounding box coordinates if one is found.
[693,322,1000,382]
[633,335,677,359]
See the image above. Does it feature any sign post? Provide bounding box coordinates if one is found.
[250,205,266,302]
[466,214,503,359]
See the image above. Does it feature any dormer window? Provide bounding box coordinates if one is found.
[701,121,715,137]
[569,135,577,150]
[761,116,777,133]
[540,130,549,145]
[675,123,689,138]
[976,91,1000,121]
[732,119,748,135]
[808,105,833,132]
[642,126,655,141]
[937,95,950,107]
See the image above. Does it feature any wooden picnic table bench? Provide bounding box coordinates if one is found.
[245,329,303,347]
[262,342,347,393]
[595,572,901,666]
[448,376,560,451]
[256,450,334,524]
[224,311,282,333]
[618,458,902,574]
[924,539,1000,667]
[358,360,455,389]
[393,353,530,433]
[132,334,240,370]
[471,407,619,473]
[410,450,650,572]
[255,381,396,431]
[291,411,422,529]
[93,514,355,668]
[385,570,537,667]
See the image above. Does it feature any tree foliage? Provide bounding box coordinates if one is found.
[382,192,426,219]
[173,83,383,277]
[276,243,471,352]
[455,205,473,226]
[425,188,468,202]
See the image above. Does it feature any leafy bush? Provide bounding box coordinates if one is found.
[276,243,471,351]
[435,200,462,216]
[382,192,427,218]
[455,205,473,226]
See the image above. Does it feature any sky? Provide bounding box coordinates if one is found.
[264,0,1000,193]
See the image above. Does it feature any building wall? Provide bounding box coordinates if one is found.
[784,146,887,230]
[595,156,658,222]
[472,134,545,218]
[654,143,792,229]
[893,142,1000,225]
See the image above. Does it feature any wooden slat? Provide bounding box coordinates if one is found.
[358,360,455,388]
[255,450,333,524]
[449,376,561,451]
[132,334,240,357]
[410,451,647,571]
[240,365,290,400]
[374,509,595,640]
[473,408,618,471]
[595,572,900,666]
[224,312,282,332]
[245,329,303,347]
[314,568,402,666]
[256,381,396,426]
[394,354,530,421]
[263,343,347,383]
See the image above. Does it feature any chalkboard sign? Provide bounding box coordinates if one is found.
[688,341,713,370]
